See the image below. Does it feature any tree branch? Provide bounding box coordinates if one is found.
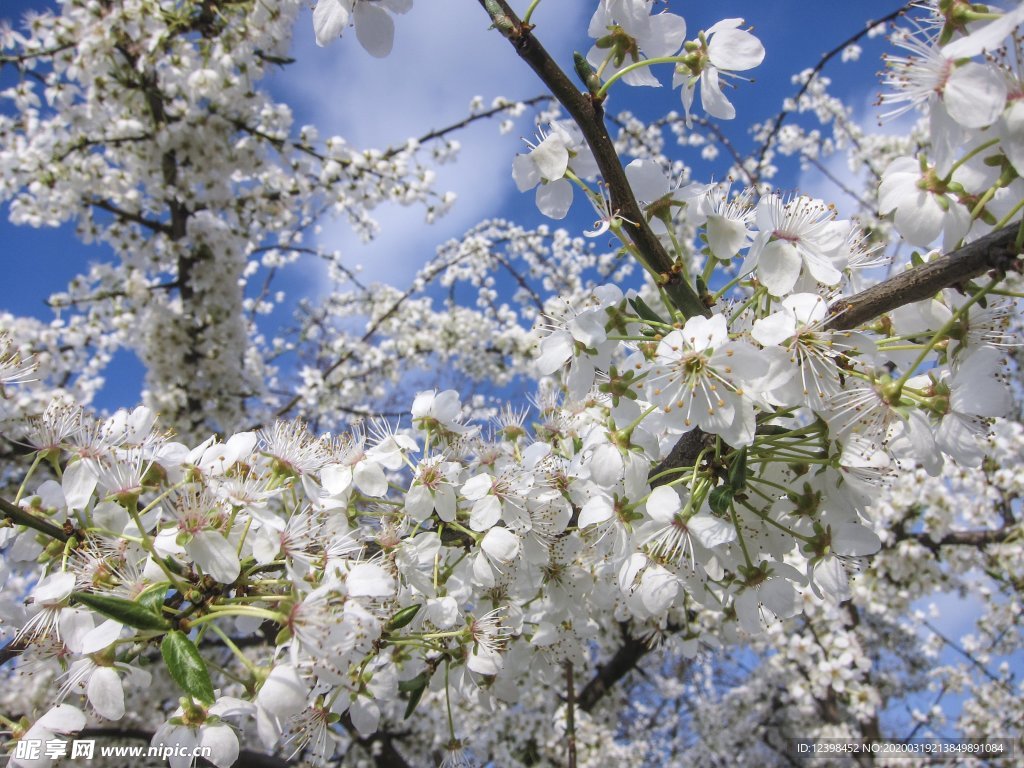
[475,0,706,318]
[905,527,1018,550]
[825,225,1021,330]
[577,624,650,713]
[0,496,70,542]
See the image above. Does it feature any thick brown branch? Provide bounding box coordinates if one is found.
[826,225,1021,330]
[476,0,706,318]
[0,637,28,669]
[905,527,1017,550]
[0,496,70,542]
[577,624,650,713]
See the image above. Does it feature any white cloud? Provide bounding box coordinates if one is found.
[273,1,586,287]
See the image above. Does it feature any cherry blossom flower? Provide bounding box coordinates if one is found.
[880,26,1007,130]
[673,18,764,122]
[586,0,687,88]
[645,313,767,447]
[878,156,971,248]
[151,697,254,768]
[512,122,597,219]
[10,705,86,768]
[743,194,847,296]
[313,0,412,57]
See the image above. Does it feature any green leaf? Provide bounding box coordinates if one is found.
[398,670,431,694]
[73,590,171,632]
[728,447,748,493]
[386,604,421,632]
[402,673,429,720]
[709,486,734,517]
[161,630,216,705]
[629,296,666,326]
[138,582,171,617]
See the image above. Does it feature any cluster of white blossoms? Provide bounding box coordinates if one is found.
[1,0,1023,766]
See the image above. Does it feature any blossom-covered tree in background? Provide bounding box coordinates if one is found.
[0,1,1022,766]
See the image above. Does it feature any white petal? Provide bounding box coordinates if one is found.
[944,62,1007,128]
[531,134,569,181]
[700,67,735,119]
[37,704,86,733]
[708,27,764,71]
[751,310,795,347]
[346,562,395,598]
[469,495,502,532]
[313,0,350,47]
[625,158,670,201]
[349,697,380,736]
[812,556,851,602]
[467,644,502,675]
[353,460,388,497]
[535,331,573,375]
[62,459,97,511]
[536,178,573,219]
[404,484,435,522]
[688,513,736,548]
[188,531,240,584]
[645,486,681,523]
[639,12,686,58]
[760,577,799,620]
[258,665,308,719]
[321,463,353,496]
[513,154,540,192]
[434,485,457,523]
[757,240,802,296]
[481,527,520,564]
[705,214,748,260]
[353,2,395,57]
[578,495,614,528]
[80,619,124,655]
[32,571,76,605]
[942,3,1024,58]
[88,667,125,720]
[200,724,239,768]
[832,523,881,557]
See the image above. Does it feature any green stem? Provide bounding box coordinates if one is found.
[207,622,258,674]
[729,504,754,568]
[993,197,1024,231]
[945,138,999,178]
[595,55,682,99]
[445,660,457,741]
[125,503,186,591]
[188,606,285,626]
[521,0,543,25]
[891,276,997,394]
[14,452,44,505]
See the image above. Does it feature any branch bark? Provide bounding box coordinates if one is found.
[825,225,1022,330]
[576,624,651,713]
[475,0,707,319]
[0,496,70,542]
